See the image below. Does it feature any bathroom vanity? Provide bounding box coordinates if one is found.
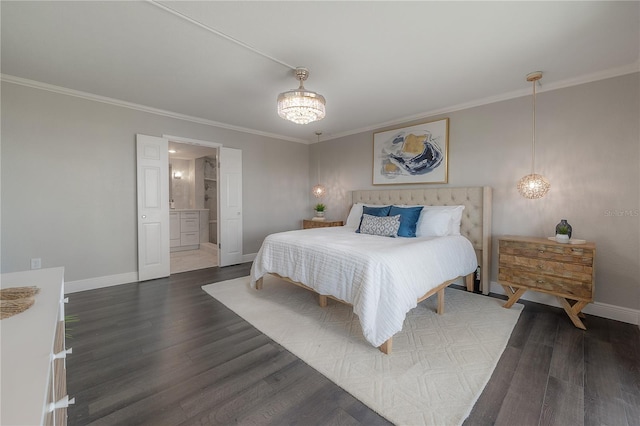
[170,209,209,252]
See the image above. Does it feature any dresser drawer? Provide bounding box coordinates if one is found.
[499,239,594,265]
[499,266,593,299]
[498,253,593,282]
[181,211,199,220]
[180,218,199,232]
[181,232,199,246]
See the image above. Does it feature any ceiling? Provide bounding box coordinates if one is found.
[2,1,639,144]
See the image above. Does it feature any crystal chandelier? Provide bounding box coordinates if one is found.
[277,67,326,125]
[517,71,550,199]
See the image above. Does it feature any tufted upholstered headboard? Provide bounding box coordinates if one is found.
[351,187,492,294]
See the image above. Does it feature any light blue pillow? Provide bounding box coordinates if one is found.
[359,214,401,237]
[356,205,392,233]
[389,205,424,237]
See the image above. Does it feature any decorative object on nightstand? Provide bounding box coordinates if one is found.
[498,235,595,329]
[517,71,551,199]
[303,219,343,229]
[314,203,326,219]
[555,219,572,238]
[555,222,570,243]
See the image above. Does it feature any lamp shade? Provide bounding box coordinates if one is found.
[517,173,550,199]
[312,184,326,198]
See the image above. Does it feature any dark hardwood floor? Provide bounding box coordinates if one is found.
[66,265,640,426]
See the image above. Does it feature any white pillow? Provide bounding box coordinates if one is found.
[416,209,452,237]
[421,205,465,236]
[345,203,365,228]
[345,203,392,228]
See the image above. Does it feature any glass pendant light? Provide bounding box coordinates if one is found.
[517,71,550,199]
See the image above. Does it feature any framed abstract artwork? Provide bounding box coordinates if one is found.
[372,118,449,185]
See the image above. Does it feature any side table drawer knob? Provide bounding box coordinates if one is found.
[536,279,545,283]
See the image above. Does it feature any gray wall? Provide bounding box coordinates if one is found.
[310,73,640,310]
[1,82,309,282]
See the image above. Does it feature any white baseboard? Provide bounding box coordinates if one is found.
[65,271,139,294]
[490,281,639,325]
[65,254,257,294]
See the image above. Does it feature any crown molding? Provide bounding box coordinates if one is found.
[321,62,640,143]
[0,74,309,145]
[4,62,637,146]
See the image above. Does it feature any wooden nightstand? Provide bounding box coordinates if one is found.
[498,235,595,329]
[302,219,344,229]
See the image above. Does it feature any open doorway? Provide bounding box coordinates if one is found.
[168,139,220,274]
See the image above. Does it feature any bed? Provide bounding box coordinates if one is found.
[250,186,492,354]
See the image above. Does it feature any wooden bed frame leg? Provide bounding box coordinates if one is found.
[465,272,474,292]
[437,288,445,314]
[255,277,263,290]
[318,294,328,307]
[378,338,392,354]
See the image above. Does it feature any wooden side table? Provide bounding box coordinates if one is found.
[498,235,595,329]
[302,219,344,229]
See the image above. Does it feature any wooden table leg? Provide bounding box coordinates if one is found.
[501,285,527,308]
[255,277,263,290]
[557,297,588,330]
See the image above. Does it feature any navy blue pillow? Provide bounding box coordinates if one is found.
[389,205,424,237]
[356,205,391,233]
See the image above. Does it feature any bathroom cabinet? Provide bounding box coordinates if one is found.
[170,210,202,252]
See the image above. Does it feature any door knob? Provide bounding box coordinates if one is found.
[141,215,147,219]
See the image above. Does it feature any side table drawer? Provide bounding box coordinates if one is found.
[498,267,593,299]
[498,253,593,282]
[499,239,594,265]
[302,220,343,229]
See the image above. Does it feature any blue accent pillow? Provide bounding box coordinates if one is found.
[389,205,424,237]
[356,205,391,233]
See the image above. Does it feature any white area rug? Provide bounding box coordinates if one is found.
[202,275,522,425]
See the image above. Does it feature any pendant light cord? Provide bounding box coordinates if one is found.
[531,79,537,174]
[147,1,296,71]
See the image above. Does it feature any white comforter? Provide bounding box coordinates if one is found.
[250,226,478,347]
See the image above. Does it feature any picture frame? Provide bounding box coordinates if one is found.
[372,118,449,185]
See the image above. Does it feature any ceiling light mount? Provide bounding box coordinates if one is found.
[277,67,326,125]
[526,71,543,83]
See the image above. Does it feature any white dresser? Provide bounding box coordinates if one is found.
[1,267,71,425]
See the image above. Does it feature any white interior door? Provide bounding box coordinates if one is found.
[218,147,243,266]
[136,134,170,281]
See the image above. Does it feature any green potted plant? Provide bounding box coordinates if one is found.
[555,224,570,243]
[314,203,326,218]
